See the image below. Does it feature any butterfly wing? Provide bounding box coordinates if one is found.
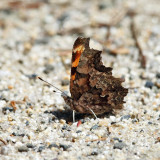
[70,37,90,100]
[66,37,128,114]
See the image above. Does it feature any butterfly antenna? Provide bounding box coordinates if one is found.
[38,76,68,97]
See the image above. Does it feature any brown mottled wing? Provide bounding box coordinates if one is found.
[65,37,128,115]
[70,37,90,100]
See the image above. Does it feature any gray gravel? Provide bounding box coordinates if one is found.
[0,0,160,160]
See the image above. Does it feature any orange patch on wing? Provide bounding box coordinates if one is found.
[71,72,76,81]
[70,44,85,95]
[72,45,85,67]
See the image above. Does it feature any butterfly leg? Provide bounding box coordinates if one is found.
[88,108,97,119]
[73,110,75,123]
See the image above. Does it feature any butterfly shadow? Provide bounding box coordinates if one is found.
[45,109,87,123]
[45,108,115,123]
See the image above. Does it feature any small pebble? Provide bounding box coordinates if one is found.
[113,142,126,150]
[0,96,8,101]
[59,144,71,151]
[76,130,82,133]
[156,73,160,78]
[62,125,71,131]
[43,64,54,74]
[144,110,147,114]
[148,121,152,124]
[61,79,69,86]
[8,85,13,90]
[60,119,66,124]
[99,119,109,127]
[35,38,49,44]
[25,120,29,126]
[26,73,37,80]
[132,119,138,123]
[12,132,25,137]
[132,142,136,145]
[110,116,116,122]
[0,146,9,155]
[58,14,68,23]
[38,146,45,152]
[26,143,35,148]
[98,3,107,10]
[18,146,29,152]
[91,151,98,155]
[113,137,122,142]
[2,107,14,114]
[121,115,131,121]
[145,81,154,89]
[23,42,32,53]
[90,124,99,131]
[48,143,59,149]
[155,80,160,88]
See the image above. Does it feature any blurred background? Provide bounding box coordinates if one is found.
[0,0,160,96]
[0,0,160,121]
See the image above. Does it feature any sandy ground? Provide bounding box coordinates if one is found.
[0,0,160,160]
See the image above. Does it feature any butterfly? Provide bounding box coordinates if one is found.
[39,37,128,121]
